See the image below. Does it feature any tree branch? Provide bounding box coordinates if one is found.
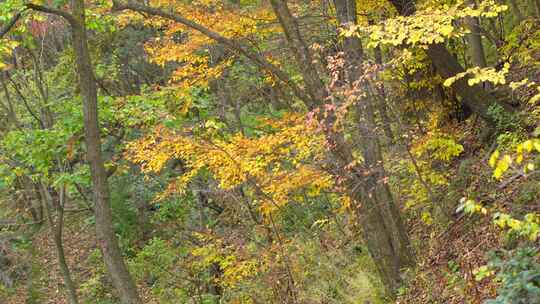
[0,9,27,38]
[25,3,76,25]
[111,0,312,105]
[0,4,77,38]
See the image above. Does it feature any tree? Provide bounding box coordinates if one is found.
[116,0,413,296]
[0,1,143,302]
[388,0,514,128]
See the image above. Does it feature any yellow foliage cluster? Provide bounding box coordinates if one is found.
[191,238,261,288]
[342,0,507,48]
[389,48,431,75]
[507,78,540,106]
[122,0,275,85]
[412,132,464,162]
[0,39,19,70]
[127,113,333,215]
[493,213,539,241]
[443,63,510,87]
[459,199,538,241]
[399,131,463,214]
[489,139,540,179]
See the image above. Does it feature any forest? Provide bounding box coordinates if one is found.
[0,0,539,303]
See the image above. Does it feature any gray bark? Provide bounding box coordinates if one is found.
[41,1,143,302]
[333,0,414,295]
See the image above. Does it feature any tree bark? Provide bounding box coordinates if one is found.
[0,73,21,129]
[373,45,394,142]
[425,44,513,121]
[332,0,414,295]
[268,0,327,104]
[69,1,142,303]
[464,4,488,69]
[40,184,79,304]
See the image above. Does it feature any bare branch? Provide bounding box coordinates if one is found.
[0,4,76,38]
[25,3,76,25]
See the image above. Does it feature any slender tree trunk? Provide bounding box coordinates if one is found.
[332,0,413,295]
[269,0,414,295]
[464,2,488,69]
[373,45,394,142]
[40,185,79,304]
[21,177,44,224]
[28,50,54,128]
[268,0,327,104]
[464,0,488,91]
[194,190,222,303]
[0,73,21,129]
[507,0,524,23]
[69,0,141,303]
[464,21,487,68]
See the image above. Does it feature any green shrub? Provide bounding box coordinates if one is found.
[484,247,540,304]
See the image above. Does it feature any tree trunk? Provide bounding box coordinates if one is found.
[0,73,21,129]
[464,5,488,69]
[388,0,513,128]
[332,0,414,295]
[268,0,327,104]
[195,190,222,303]
[40,185,79,304]
[507,0,524,23]
[373,45,394,142]
[425,44,513,123]
[69,0,141,303]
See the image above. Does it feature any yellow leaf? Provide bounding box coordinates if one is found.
[523,140,533,152]
[444,77,456,87]
[526,163,535,172]
[534,141,540,152]
[438,24,454,36]
[489,150,499,168]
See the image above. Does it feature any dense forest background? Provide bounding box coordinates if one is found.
[0,0,539,303]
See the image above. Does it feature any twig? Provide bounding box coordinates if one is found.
[0,9,28,38]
